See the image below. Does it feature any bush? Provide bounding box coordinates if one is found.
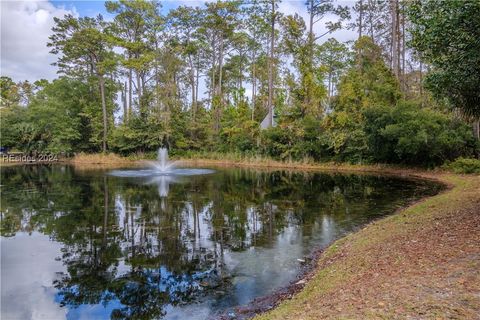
[443,157,480,174]
[363,102,477,166]
[261,117,327,161]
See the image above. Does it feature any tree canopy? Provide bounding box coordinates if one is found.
[407,0,480,119]
[1,0,478,165]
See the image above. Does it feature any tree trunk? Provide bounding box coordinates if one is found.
[308,0,314,53]
[252,55,256,121]
[390,0,400,78]
[211,42,216,108]
[473,120,480,141]
[368,0,375,41]
[103,176,108,245]
[239,51,244,92]
[218,36,225,102]
[195,56,200,120]
[359,0,363,38]
[401,1,406,90]
[128,68,133,117]
[473,120,480,158]
[328,71,332,108]
[419,60,424,107]
[190,56,196,117]
[99,75,108,153]
[136,71,142,114]
[123,81,128,123]
[267,0,275,128]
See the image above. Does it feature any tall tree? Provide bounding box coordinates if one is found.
[0,76,21,108]
[335,36,400,114]
[266,0,280,127]
[168,6,204,118]
[389,0,400,78]
[244,0,270,120]
[201,0,242,131]
[106,0,163,118]
[407,0,480,141]
[301,0,349,117]
[48,15,117,152]
[350,0,391,46]
[317,38,352,108]
[281,14,326,117]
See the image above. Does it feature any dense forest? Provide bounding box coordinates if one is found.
[1,0,479,166]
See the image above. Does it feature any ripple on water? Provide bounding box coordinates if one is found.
[109,168,215,177]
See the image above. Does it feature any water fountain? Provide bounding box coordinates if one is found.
[145,147,176,172]
[109,148,214,178]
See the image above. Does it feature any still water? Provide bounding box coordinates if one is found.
[0,165,441,319]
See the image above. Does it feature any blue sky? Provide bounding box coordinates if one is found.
[55,0,111,16]
[52,0,201,18]
[1,0,355,83]
[1,0,197,82]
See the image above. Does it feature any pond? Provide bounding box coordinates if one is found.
[0,165,442,319]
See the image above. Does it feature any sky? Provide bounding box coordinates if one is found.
[0,0,356,83]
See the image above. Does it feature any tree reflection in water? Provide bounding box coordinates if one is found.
[0,165,441,319]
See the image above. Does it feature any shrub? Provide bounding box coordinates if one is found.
[261,117,327,161]
[363,102,477,166]
[443,157,480,174]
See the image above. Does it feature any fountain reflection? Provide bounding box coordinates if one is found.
[145,175,176,198]
[110,148,214,178]
[0,165,442,320]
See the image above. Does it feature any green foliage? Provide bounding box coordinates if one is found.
[407,0,480,118]
[112,111,176,154]
[322,111,368,163]
[281,14,327,117]
[1,78,113,154]
[321,37,400,163]
[443,157,480,174]
[363,102,476,166]
[0,76,21,108]
[261,116,326,160]
[2,2,477,168]
[1,105,27,150]
[220,99,259,152]
[335,37,400,114]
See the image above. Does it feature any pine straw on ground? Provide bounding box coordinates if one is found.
[254,173,480,320]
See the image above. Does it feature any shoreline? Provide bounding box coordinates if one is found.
[252,172,480,319]
[2,156,478,318]
[216,175,451,320]
[137,158,478,319]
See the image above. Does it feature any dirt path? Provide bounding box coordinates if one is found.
[254,173,480,320]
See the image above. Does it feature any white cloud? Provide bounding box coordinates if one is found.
[0,0,356,83]
[0,1,77,82]
[277,0,357,45]
[1,232,67,319]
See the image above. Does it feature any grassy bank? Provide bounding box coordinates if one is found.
[4,151,477,176]
[253,172,480,319]
[179,156,480,318]
[0,152,135,167]
[68,152,478,318]
[177,151,422,174]
[70,153,134,164]
[2,152,478,317]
